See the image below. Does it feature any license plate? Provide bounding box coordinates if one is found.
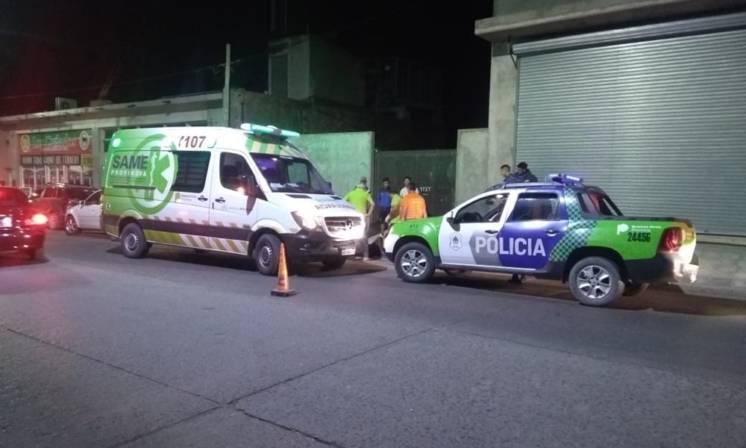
[340,247,355,256]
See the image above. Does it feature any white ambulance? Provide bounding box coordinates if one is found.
[102,124,365,274]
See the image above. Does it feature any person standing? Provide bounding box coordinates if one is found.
[344,177,375,260]
[375,178,393,224]
[487,164,515,191]
[399,182,427,220]
[399,176,419,197]
[514,162,538,183]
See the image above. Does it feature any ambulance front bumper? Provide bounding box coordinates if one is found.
[282,230,359,260]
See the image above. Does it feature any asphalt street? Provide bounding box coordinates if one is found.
[1,231,745,448]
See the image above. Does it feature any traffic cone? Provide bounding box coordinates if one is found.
[271,243,297,297]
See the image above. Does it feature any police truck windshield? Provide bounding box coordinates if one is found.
[251,154,333,195]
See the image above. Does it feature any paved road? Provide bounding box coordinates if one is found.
[1,232,745,448]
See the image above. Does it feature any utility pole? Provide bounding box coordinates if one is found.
[222,43,231,126]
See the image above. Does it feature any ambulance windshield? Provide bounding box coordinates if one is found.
[251,154,333,195]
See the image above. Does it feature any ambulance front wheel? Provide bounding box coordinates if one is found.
[254,233,281,276]
[121,223,151,259]
[395,242,435,283]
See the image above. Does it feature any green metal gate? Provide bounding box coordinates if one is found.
[374,149,456,216]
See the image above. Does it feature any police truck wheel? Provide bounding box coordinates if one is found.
[120,223,150,259]
[395,242,435,283]
[65,215,81,235]
[254,234,281,276]
[322,256,346,270]
[569,256,625,307]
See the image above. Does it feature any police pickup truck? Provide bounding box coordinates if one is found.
[383,175,698,307]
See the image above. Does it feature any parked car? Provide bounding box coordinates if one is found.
[65,190,103,235]
[31,184,97,230]
[383,174,699,307]
[0,187,47,259]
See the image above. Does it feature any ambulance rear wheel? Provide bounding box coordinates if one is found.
[395,242,435,283]
[121,223,150,259]
[254,234,281,276]
[569,256,624,307]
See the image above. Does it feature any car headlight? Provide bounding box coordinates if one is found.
[292,211,318,230]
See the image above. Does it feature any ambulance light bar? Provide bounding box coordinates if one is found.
[240,123,300,139]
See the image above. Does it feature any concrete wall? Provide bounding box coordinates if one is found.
[493,0,649,23]
[291,132,374,196]
[288,37,311,100]
[486,52,518,187]
[309,37,366,107]
[456,128,489,205]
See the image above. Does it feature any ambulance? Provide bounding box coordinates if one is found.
[102,124,365,274]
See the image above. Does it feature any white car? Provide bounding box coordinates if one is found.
[65,190,102,235]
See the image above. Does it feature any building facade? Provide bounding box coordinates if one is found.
[476,0,746,238]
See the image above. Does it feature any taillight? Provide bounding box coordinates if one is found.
[660,227,683,252]
[25,213,48,226]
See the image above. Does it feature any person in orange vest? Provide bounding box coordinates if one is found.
[399,182,427,220]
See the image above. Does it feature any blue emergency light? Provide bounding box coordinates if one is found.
[240,123,300,139]
[546,173,584,185]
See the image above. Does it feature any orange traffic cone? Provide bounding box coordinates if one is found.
[271,243,297,297]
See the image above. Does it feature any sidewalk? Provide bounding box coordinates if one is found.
[680,243,746,301]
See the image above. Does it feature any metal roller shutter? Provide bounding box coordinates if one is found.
[515,25,746,236]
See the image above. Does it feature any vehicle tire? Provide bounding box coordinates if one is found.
[120,223,150,259]
[253,233,281,276]
[65,215,81,235]
[623,282,649,297]
[321,256,346,270]
[569,256,625,307]
[394,242,435,283]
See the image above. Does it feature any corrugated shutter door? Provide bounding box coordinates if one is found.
[516,28,746,235]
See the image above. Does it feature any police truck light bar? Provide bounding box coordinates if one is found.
[240,123,300,139]
[546,173,584,185]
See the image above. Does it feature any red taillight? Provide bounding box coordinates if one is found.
[660,227,683,252]
[25,213,48,226]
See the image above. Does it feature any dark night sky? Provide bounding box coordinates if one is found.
[0,0,492,134]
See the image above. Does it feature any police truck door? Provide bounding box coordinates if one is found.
[497,192,567,271]
[438,192,511,267]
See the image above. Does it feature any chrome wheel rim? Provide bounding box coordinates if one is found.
[259,244,273,268]
[124,233,139,252]
[65,217,77,233]
[576,265,612,301]
[400,249,428,278]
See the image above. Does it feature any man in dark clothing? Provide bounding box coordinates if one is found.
[486,164,514,191]
[513,161,538,183]
[376,178,393,224]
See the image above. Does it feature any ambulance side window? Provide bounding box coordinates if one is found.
[509,193,560,222]
[220,153,257,195]
[172,151,211,193]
